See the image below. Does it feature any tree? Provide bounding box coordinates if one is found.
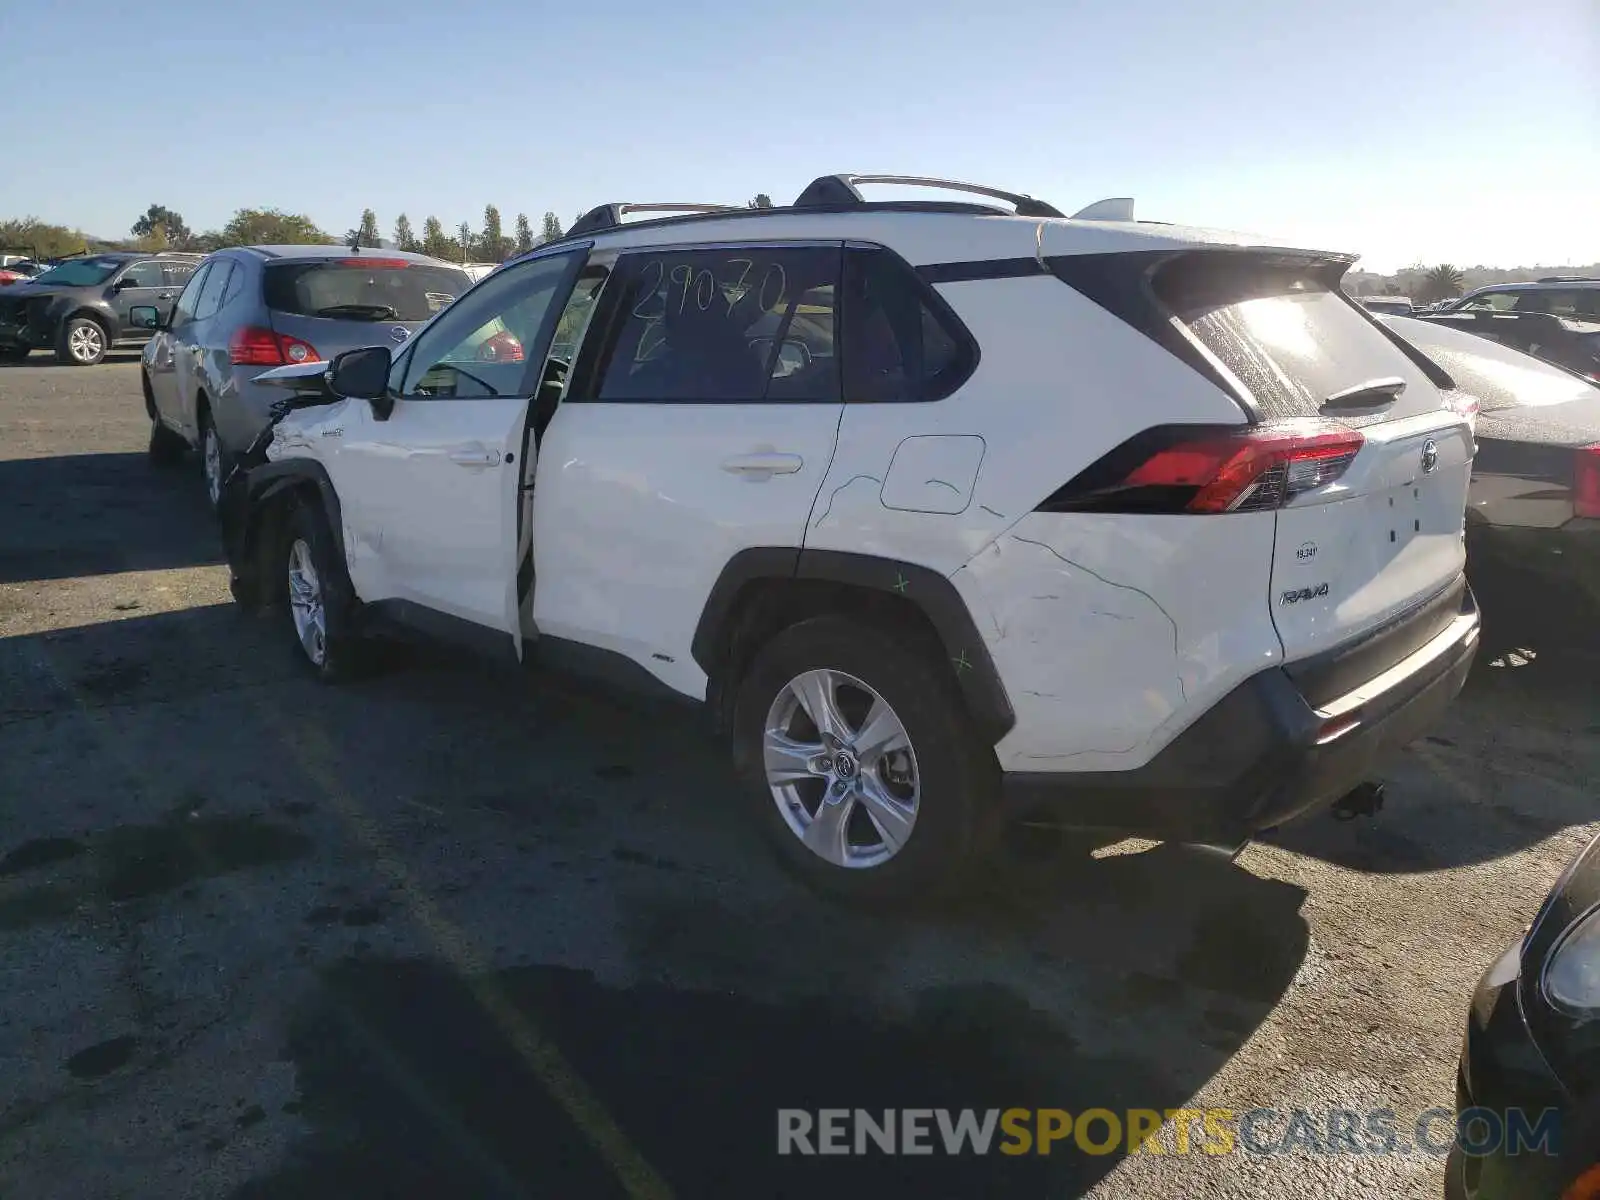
[540,211,564,243]
[482,205,506,261]
[747,193,774,209]
[514,213,534,255]
[0,217,90,259]
[130,204,192,248]
[393,213,417,253]
[220,208,332,247]
[1418,264,1466,304]
[458,221,475,263]
[344,208,381,249]
[421,216,451,259]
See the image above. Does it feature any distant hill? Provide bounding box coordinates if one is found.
[1347,263,1600,297]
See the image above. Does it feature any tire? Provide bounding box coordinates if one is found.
[198,407,231,510]
[282,502,365,683]
[144,373,186,467]
[148,416,187,467]
[0,346,29,363]
[730,613,1000,903]
[55,316,109,366]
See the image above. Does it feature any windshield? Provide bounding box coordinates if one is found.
[263,259,469,322]
[30,257,123,286]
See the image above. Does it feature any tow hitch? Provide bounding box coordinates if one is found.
[1331,781,1386,821]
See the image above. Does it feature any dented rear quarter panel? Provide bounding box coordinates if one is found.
[952,511,1281,773]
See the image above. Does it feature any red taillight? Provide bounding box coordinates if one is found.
[1576,444,1600,520]
[1107,421,1364,513]
[339,258,410,268]
[228,326,320,367]
[477,330,524,363]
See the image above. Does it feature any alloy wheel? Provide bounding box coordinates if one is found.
[763,668,920,869]
[203,425,222,506]
[287,539,327,666]
[68,323,104,363]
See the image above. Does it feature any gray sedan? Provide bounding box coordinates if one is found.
[138,245,472,506]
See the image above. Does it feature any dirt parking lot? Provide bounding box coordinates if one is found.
[1,355,1597,1200]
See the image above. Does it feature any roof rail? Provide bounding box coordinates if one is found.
[567,202,742,238]
[1537,275,1599,284]
[792,174,1065,219]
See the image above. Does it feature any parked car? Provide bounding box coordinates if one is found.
[0,260,45,286]
[1448,830,1600,1200]
[1381,315,1600,622]
[0,251,203,364]
[218,174,1481,901]
[1416,279,1600,385]
[1357,295,1415,317]
[136,245,471,507]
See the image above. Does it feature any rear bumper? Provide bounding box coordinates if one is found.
[1000,584,1480,842]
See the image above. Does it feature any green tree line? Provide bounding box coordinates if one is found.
[6,195,783,264]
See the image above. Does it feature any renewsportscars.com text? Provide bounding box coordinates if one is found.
[777,1106,1560,1158]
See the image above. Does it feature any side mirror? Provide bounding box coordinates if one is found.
[328,346,393,415]
[129,305,162,330]
[113,276,144,291]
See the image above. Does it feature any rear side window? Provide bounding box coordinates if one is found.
[590,246,840,404]
[120,261,166,288]
[841,248,974,402]
[193,262,233,321]
[1152,255,1439,423]
[172,263,211,321]
[162,261,197,287]
[264,260,468,322]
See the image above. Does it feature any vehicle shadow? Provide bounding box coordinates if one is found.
[0,451,221,583]
[0,605,1310,1200]
[0,349,145,368]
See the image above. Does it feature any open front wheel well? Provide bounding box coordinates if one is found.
[228,467,346,613]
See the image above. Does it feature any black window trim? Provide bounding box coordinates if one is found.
[566,239,847,407]
[843,240,981,404]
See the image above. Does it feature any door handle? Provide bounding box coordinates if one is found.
[721,452,803,478]
[157,292,173,300]
[449,447,502,468]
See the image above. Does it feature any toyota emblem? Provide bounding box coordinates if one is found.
[1420,439,1439,474]
[389,325,409,345]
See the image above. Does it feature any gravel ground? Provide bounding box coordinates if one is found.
[1,355,1596,1200]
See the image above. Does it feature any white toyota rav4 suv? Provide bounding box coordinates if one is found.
[219,174,1482,901]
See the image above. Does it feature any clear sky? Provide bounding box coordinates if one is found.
[4,0,1595,273]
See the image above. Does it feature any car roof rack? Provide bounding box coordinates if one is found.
[567,202,743,238]
[1536,275,1599,284]
[793,174,1065,218]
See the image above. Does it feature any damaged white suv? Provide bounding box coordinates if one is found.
[221,174,1481,901]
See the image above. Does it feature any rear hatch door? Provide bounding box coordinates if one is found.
[1155,252,1475,666]
[263,256,470,362]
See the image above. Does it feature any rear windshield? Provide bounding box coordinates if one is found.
[263,260,469,322]
[1154,256,1438,423]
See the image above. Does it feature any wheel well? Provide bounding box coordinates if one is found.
[66,309,112,339]
[707,578,949,735]
[247,484,323,610]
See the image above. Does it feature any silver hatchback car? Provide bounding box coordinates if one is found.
[137,245,472,505]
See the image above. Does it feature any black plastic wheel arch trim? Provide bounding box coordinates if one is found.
[223,461,346,609]
[690,546,1016,742]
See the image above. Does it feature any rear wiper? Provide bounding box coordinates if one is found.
[1322,376,1406,412]
[313,304,399,320]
